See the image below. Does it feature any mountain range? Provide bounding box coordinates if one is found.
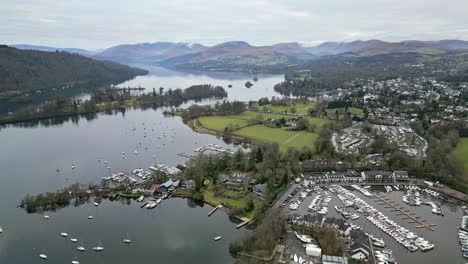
[10,39,468,71]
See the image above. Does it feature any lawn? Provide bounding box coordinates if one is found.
[196,112,327,151]
[260,102,316,115]
[453,138,468,175]
[234,125,318,151]
[198,116,249,131]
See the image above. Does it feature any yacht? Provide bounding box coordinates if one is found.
[123,233,132,244]
[137,195,144,202]
[351,214,360,220]
[77,246,85,251]
[294,232,313,243]
[93,246,104,251]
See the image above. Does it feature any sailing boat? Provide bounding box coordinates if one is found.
[123,233,132,244]
[93,241,104,251]
[77,241,85,252]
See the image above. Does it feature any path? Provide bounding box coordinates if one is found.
[282,131,304,146]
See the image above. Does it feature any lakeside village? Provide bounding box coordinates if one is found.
[17,75,468,263]
[19,147,468,264]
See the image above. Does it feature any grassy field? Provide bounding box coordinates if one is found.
[260,102,316,115]
[198,116,249,131]
[235,125,318,150]
[453,138,468,177]
[195,111,327,151]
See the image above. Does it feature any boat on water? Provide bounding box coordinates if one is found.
[39,254,47,259]
[214,236,222,241]
[77,246,85,251]
[93,202,99,206]
[93,246,104,251]
[44,215,50,219]
[0,227,2,233]
[72,261,79,264]
[123,233,132,244]
[137,195,144,202]
[61,232,68,237]
[71,238,78,243]
[88,215,93,219]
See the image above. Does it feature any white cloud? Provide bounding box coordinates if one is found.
[1,0,467,49]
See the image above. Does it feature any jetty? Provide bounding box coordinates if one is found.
[374,195,436,231]
[208,205,223,216]
[235,216,252,229]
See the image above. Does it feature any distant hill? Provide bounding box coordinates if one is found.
[12,44,99,56]
[0,45,147,94]
[304,39,468,56]
[159,41,315,72]
[93,42,207,63]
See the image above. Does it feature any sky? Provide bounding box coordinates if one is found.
[1,0,468,50]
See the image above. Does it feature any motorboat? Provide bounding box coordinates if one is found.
[39,254,47,259]
[44,215,50,219]
[61,232,68,237]
[93,202,99,206]
[137,195,144,202]
[71,238,78,243]
[214,236,222,241]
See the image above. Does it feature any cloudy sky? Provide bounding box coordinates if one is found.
[2,0,468,50]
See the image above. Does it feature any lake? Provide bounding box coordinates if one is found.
[0,67,285,263]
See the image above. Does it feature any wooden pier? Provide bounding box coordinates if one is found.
[208,205,223,216]
[236,217,252,229]
[374,195,436,231]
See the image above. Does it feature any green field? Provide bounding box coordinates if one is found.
[260,102,316,115]
[195,111,327,151]
[198,116,249,131]
[235,125,318,150]
[453,138,468,175]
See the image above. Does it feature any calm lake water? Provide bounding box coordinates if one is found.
[0,68,285,264]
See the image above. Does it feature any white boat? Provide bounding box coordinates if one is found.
[137,195,144,202]
[123,233,132,244]
[39,254,47,259]
[77,246,85,251]
[93,246,104,251]
[72,261,79,264]
[214,236,222,241]
[71,238,78,243]
[44,215,50,219]
[294,232,313,243]
[61,232,68,237]
[93,202,99,206]
[0,227,2,233]
[88,216,93,219]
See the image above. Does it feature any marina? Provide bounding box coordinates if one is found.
[284,182,467,263]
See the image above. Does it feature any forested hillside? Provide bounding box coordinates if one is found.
[0,45,147,95]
